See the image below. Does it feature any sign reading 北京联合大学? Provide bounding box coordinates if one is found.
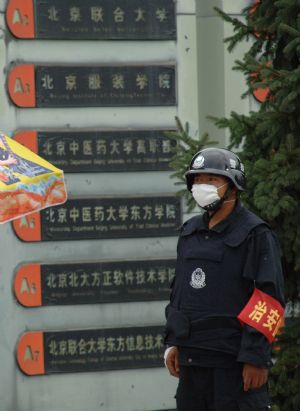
[6,0,176,40]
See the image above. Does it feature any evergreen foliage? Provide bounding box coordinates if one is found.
[165,117,216,211]
[270,321,300,411]
[213,1,300,409]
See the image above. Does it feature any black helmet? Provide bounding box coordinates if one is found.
[185,148,246,192]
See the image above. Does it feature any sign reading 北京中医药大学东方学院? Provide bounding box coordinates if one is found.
[12,196,182,242]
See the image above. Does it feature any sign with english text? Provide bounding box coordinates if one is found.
[17,326,165,375]
[14,259,176,307]
[8,64,176,108]
[12,195,181,242]
[14,130,176,173]
[6,0,176,40]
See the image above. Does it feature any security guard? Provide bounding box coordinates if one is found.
[164,148,284,411]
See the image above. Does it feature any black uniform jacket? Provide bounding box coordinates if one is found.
[165,201,285,368]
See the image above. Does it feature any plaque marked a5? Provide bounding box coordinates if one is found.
[14,259,176,307]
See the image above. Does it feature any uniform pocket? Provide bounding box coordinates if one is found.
[166,306,190,339]
[185,246,224,262]
[182,248,225,310]
[237,385,271,411]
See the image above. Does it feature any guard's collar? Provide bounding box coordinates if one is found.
[180,201,243,237]
[206,201,243,233]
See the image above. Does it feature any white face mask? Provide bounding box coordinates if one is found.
[191,183,227,208]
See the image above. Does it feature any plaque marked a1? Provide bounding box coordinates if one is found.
[8,64,176,108]
[17,326,165,375]
[12,196,181,242]
[14,260,175,307]
[14,130,176,173]
[6,0,176,40]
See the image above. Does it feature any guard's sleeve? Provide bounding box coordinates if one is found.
[164,220,195,345]
[237,226,285,368]
[165,221,188,319]
[164,233,181,346]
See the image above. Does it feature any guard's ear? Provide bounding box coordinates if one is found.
[227,181,237,198]
[233,187,238,197]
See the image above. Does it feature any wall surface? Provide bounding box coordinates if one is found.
[0,1,250,410]
[196,0,252,147]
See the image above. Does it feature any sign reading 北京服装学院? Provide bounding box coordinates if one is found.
[8,64,176,108]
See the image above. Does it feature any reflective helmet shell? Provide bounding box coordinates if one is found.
[185,148,246,191]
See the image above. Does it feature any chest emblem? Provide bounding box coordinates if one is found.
[190,268,206,289]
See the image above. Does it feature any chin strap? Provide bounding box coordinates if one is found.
[205,185,234,220]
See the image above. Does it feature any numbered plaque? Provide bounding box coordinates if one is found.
[17,326,165,375]
[14,259,175,307]
[12,196,181,242]
[14,130,176,172]
[6,0,176,40]
[8,64,176,108]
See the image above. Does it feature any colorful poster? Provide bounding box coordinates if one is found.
[0,132,67,223]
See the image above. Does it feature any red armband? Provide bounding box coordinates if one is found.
[238,288,284,343]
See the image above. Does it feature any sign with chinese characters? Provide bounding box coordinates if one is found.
[17,326,165,375]
[14,259,176,307]
[6,0,176,40]
[14,130,176,173]
[8,64,176,108]
[12,196,181,242]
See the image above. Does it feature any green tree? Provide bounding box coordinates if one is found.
[165,116,216,211]
[213,1,300,410]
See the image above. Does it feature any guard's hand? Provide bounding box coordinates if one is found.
[243,363,268,392]
[165,346,180,378]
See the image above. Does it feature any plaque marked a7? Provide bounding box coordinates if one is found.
[17,326,165,375]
